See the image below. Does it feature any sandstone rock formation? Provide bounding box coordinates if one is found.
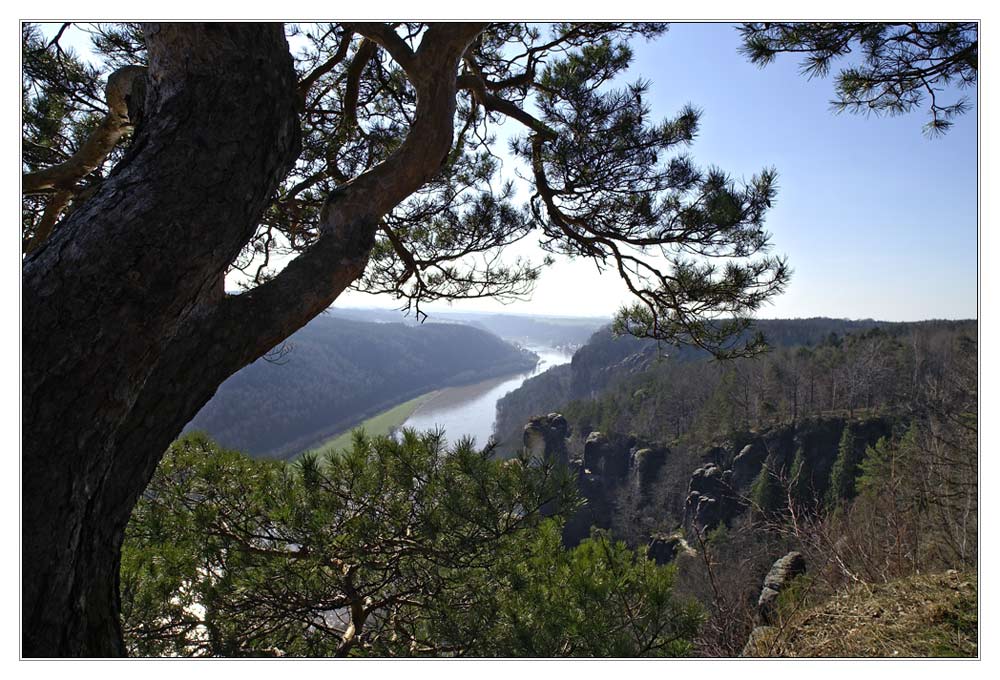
[757,551,807,624]
[523,413,569,466]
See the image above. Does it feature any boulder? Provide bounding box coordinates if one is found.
[757,551,807,624]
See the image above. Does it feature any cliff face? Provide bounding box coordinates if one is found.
[521,414,670,547]
[683,416,899,534]
[519,412,900,551]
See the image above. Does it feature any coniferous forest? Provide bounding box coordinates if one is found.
[20,21,978,660]
[120,317,976,656]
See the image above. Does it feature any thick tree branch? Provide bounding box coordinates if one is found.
[110,24,495,493]
[22,65,146,194]
[217,23,487,354]
[339,38,377,134]
[349,22,416,73]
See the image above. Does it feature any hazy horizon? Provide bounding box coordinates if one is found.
[328,23,977,322]
[329,298,979,324]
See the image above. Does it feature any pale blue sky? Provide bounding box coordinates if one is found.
[35,22,979,321]
[623,23,978,322]
[341,22,978,321]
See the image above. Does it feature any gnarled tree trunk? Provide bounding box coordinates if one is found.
[22,21,484,657]
[21,23,302,657]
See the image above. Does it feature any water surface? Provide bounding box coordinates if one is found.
[402,345,573,448]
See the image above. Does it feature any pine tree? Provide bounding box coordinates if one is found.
[21,23,791,654]
[750,463,783,514]
[789,445,813,509]
[739,22,977,136]
[121,431,700,657]
[827,423,860,506]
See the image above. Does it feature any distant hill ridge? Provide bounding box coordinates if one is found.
[328,306,608,347]
[493,317,977,453]
[185,315,537,459]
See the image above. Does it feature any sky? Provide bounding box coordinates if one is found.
[30,21,979,322]
[338,22,978,321]
[5,14,994,671]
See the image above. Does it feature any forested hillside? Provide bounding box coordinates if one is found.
[185,315,536,458]
[124,315,977,657]
[328,307,607,347]
[505,317,976,655]
[494,318,972,452]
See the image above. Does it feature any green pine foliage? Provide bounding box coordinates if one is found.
[121,432,701,657]
[739,22,977,136]
[826,423,861,506]
[482,523,702,657]
[789,446,814,509]
[750,463,784,514]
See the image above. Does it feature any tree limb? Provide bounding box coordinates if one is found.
[22,65,146,194]
[24,189,72,254]
[298,28,354,106]
[457,73,556,140]
[349,23,416,74]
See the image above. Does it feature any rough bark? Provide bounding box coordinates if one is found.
[22,23,301,657]
[22,22,484,657]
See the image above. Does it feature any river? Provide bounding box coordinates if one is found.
[401,345,574,448]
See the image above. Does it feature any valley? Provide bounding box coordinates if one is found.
[185,309,604,459]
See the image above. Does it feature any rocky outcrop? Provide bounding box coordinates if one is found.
[562,468,611,547]
[524,413,898,559]
[632,447,667,494]
[683,416,899,535]
[583,431,627,480]
[583,431,611,471]
[683,463,739,532]
[757,551,807,624]
[741,551,808,655]
[732,442,767,488]
[523,413,569,466]
[565,430,624,547]
[524,420,673,548]
[647,534,682,565]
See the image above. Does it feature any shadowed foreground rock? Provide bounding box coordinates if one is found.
[757,551,807,624]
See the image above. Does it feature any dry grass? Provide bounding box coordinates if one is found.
[744,570,977,658]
